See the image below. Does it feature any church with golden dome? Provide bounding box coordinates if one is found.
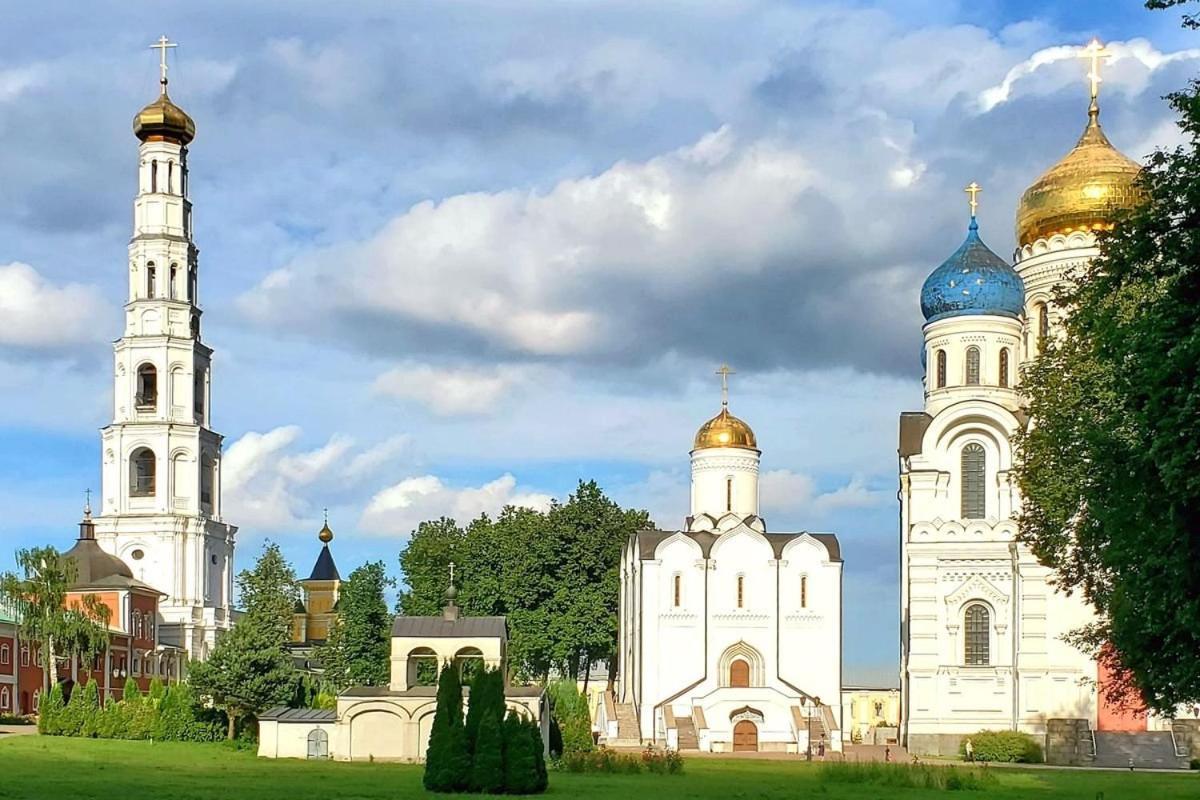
[898,41,1156,758]
[611,367,845,754]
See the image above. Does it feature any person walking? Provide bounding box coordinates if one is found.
[964,738,975,762]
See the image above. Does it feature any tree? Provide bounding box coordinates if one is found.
[316,561,393,690]
[189,618,295,739]
[465,667,506,755]
[1147,0,1200,29]
[398,482,649,683]
[37,682,63,735]
[0,547,111,696]
[470,710,506,794]
[1014,60,1200,711]
[548,679,592,756]
[122,677,140,703]
[236,541,299,644]
[502,710,544,795]
[424,661,470,792]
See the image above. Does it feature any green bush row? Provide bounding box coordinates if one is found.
[818,761,998,791]
[37,677,223,742]
[559,746,684,775]
[959,730,1043,763]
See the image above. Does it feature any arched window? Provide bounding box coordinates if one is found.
[673,574,682,608]
[408,647,439,687]
[133,610,143,639]
[726,477,733,512]
[1037,302,1049,344]
[187,266,197,304]
[800,575,808,609]
[736,575,745,609]
[146,262,156,299]
[455,647,484,683]
[936,349,947,389]
[0,686,9,712]
[729,659,750,688]
[150,159,157,193]
[964,604,990,665]
[136,364,157,409]
[169,263,178,300]
[999,347,1010,388]
[960,443,985,519]
[965,346,981,385]
[20,647,29,667]
[200,454,214,506]
[0,644,8,664]
[167,161,174,194]
[130,448,156,497]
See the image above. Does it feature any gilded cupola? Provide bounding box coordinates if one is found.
[133,36,195,146]
[1014,41,1144,248]
[693,365,759,452]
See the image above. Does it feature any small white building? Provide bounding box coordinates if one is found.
[611,375,843,754]
[259,589,547,761]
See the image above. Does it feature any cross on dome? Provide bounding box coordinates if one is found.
[716,364,735,408]
[150,35,178,92]
[1081,39,1110,120]
[964,182,981,219]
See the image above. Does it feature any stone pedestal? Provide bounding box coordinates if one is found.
[1045,718,1093,766]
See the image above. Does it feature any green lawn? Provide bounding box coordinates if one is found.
[0,736,1194,800]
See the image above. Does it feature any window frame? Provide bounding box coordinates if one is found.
[963,603,991,666]
[999,347,1010,388]
[964,346,981,386]
[960,442,986,520]
[936,349,947,389]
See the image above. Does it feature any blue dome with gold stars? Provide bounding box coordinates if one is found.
[920,217,1024,323]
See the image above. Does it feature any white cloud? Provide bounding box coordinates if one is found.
[223,426,413,530]
[0,65,44,103]
[760,470,888,520]
[0,263,109,350]
[374,363,530,416]
[360,473,553,536]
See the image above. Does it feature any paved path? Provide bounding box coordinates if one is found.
[0,725,36,737]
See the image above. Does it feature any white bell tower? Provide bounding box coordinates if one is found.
[93,37,236,660]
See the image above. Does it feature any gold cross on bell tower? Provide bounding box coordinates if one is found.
[1081,39,1109,120]
[150,35,178,92]
[964,182,981,218]
[716,364,735,408]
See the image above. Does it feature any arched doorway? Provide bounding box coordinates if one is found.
[732,720,758,752]
[307,728,329,759]
[729,659,750,688]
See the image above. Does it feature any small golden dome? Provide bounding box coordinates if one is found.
[1015,108,1143,248]
[133,87,195,146]
[318,522,334,544]
[693,406,758,451]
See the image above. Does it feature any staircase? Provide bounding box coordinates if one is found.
[1093,732,1190,770]
[610,702,642,747]
[676,717,699,751]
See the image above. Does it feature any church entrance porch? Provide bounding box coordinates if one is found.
[733,720,758,752]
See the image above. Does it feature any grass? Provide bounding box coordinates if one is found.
[0,736,1195,800]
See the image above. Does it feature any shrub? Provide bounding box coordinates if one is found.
[424,662,470,793]
[37,683,64,735]
[527,718,548,792]
[0,713,33,725]
[1190,757,1199,771]
[123,696,157,740]
[547,680,593,756]
[560,746,682,776]
[469,710,505,793]
[76,680,102,738]
[503,711,544,793]
[818,761,997,791]
[94,700,128,739]
[641,746,684,775]
[960,730,1043,764]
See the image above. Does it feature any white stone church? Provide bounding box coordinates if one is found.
[898,65,1154,754]
[611,375,843,754]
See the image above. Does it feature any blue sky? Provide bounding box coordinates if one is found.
[1,0,1196,683]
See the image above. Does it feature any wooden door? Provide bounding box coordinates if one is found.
[732,720,758,752]
[730,659,750,688]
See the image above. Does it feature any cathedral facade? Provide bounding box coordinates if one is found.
[898,71,1149,754]
[614,378,843,754]
[92,55,237,661]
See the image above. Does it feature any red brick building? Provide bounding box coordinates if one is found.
[0,511,183,715]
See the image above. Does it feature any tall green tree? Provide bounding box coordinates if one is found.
[1014,52,1200,710]
[0,547,111,696]
[188,617,295,738]
[236,541,299,643]
[316,561,394,690]
[424,661,470,792]
[397,482,649,683]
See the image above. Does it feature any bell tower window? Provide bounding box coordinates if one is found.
[135,365,158,410]
[187,266,197,304]
[146,262,156,299]
[130,448,157,497]
[999,347,1010,388]
[936,349,947,389]
[150,159,157,193]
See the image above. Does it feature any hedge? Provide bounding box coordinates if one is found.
[960,730,1043,763]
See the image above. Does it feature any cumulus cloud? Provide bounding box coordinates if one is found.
[360,473,553,536]
[374,363,531,416]
[759,469,888,520]
[223,427,413,530]
[0,263,110,352]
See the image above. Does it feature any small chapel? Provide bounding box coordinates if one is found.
[610,371,843,754]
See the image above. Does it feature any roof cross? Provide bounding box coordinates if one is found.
[150,35,178,91]
[448,561,456,585]
[716,364,735,408]
[1081,39,1109,118]
[84,487,92,517]
[965,182,981,218]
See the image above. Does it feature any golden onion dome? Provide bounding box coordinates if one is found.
[133,84,195,146]
[693,406,758,451]
[1015,106,1143,248]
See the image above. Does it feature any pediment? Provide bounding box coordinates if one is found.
[944,573,1008,611]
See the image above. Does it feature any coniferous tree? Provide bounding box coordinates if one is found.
[424,662,470,792]
[470,710,506,793]
[122,677,140,703]
[527,718,548,793]
[37,682,64,735]
[77,679,101,738]
[501,710,539,795]
[466,667,506,755]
